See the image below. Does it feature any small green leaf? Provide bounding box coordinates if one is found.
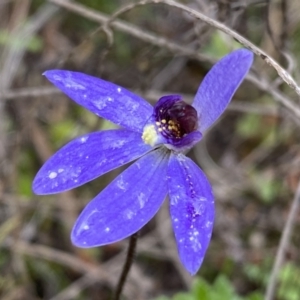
[213,275,237,299]
[278,263,300,300]
[192,277,211,300]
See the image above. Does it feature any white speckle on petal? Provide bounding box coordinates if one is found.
[117,87,121,93]
[71,167,82,178]
[117,176,127,191]
[170,195,180,205]
[205,221,213,228]
[58,168,64,173]
[53,74,61,81]
[129,102,139,111]
[64,76,86,90]
[192,197,207,216]
[174,218,178,222]
[124,209,134,219]
[177,153,186,162]
[98,159,107,167]
[95,99,107,110]
[105,227,110,232]
[80,136,88,143]
[49,172,57,179]
[112,139,126,149]
[83,225,89,230]
[192,241,202,252]
[138,193,146,209]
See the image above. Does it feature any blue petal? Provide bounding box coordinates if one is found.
[168,153,214,275]
[71,149,169,247]
[193,49,253,132]
[44,70,153,133]
[33,129,152,194]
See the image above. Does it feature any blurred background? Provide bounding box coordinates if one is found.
[1,0,300,299]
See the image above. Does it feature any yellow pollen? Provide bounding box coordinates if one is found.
[142,124,159,147]
[161,119,167,124]
[156,121,161,126]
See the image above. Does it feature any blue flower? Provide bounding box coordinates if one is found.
[33,49,253,275]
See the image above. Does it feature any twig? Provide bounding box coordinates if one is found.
[4,232,157,300]
[153,0,300,96]
[144,90,280,116]
[47,0,213,63]
[0,3,60,91]
[246,73,300,125]
[0,1,66,181]
[264,180,300,300]
[3,87,60,99]
[50,276,97,300]
[47,0,300,121]
[50,233,159,300]
[3,86,285,118]
[113,232,139,300]
[81,0,300,97]
[5,238,109,277]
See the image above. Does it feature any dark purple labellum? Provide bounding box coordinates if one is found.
[167,101,198,135]
[154,96,198,141]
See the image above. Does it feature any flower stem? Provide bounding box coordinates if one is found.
[112,231,139,300]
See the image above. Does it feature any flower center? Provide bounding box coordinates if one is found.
[156,100,198,139]
[142,97,199,147]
